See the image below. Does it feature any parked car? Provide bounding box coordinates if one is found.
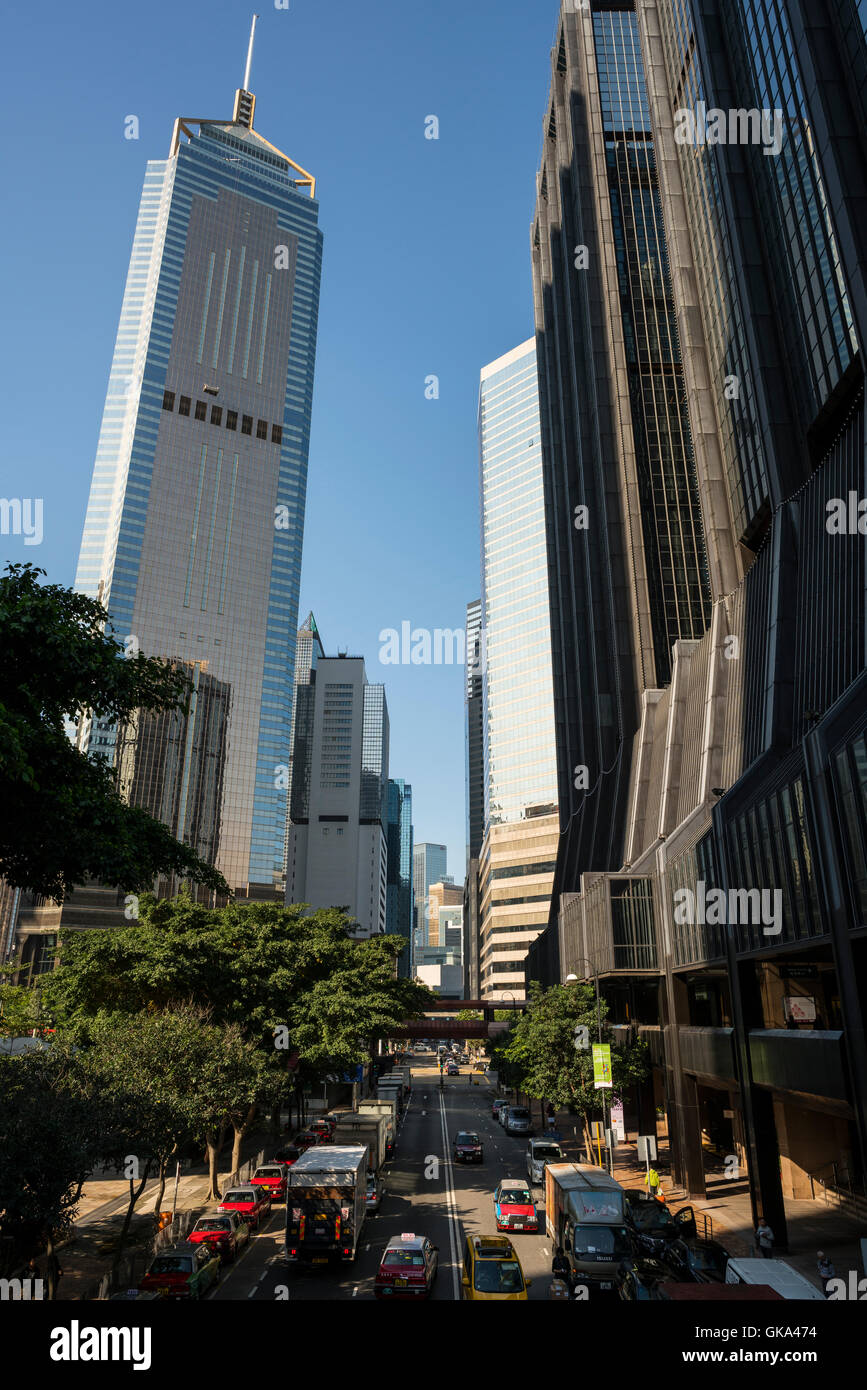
[188,1212,250,1263]
[272,1145,302,1169]
[504,1106,533,1136]
[526,1138,564,1185]
[217,1186,270,1230]
[250,1164,289,1203]
[493,1179,539,1233]
[662,1238,730,1284]
[374,1233,439,1299]
[139,1243,221,1299]
[492,1099,510,1122]
[291,1130,323,1151]
[616,1257,680,1301]
[624,1192,696,1256]
[462,1235,530,1301]
[453,1130,484,1163]
[365,1173,385,1212]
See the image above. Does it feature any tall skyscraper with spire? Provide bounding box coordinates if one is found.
[18,21,323,958]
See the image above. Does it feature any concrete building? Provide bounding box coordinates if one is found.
[285,655,389,938]
[16,24,323,967]
[477,341,560,1001]
[528,0,867,1245]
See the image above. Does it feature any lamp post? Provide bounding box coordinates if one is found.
[565,961,612,1173]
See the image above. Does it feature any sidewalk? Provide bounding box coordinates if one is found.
[54,1133,275,1300]
[511,1089,866,1296]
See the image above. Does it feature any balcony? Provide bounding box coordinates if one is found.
[748,1029,848,1103]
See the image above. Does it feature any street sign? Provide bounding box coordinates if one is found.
[592,1042,612,1089]
[610,1099,626,1141]
[637,1135,657,1163]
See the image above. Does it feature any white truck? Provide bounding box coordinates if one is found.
[358,1098,397,1158]
[331,1113,390,1174]
[284,1145,368,1266]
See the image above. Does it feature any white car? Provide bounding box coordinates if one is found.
[365,1173,385,1212]
[526,1139,565,1185]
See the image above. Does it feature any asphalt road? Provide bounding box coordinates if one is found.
[210,1058,556,1301]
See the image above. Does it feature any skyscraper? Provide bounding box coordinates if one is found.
[464,598,485,997]
[529,6,711,959]
[285,654,389,938]
[528,0,867,1244]
[386,778,414,976]
[477,341,560,1001]
[16,24,323,967]
[412,843,448,954]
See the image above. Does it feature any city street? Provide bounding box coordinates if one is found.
[211,1060,553,1301]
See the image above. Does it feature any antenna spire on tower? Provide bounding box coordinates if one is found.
[243,14,259,92]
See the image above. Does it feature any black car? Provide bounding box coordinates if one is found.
[624,1193,696,1257]
[662,1237,730,1284]
[616,1257,679,1301]
[453,1130,484,1162]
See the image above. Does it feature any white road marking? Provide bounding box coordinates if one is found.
[437,1091,462,1301]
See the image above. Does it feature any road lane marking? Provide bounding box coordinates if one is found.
[437,1091,461,1301]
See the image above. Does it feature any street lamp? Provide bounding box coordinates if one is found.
[566,961,612,1173]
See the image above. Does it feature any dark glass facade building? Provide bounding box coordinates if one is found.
[386,778,414,977]
[529,0,867,1250]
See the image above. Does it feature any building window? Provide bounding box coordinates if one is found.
[195,400,207,421]
[210,405,222,426]
[162,390,175,411]
[178,396,191,417]
[241,414,253,435]
[256,418,268,440]
[226,410,237,431]
[271,423,283,445]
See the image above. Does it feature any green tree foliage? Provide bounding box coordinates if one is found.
[501,982,650,1152]
[42,897,434,1082]
[0,563,227,900]
[0,1046,115,1282]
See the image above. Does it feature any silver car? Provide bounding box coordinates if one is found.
[504,1106,533,1136]
[526,1139,565,1184]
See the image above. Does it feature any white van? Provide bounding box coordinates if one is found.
[725,1257,825,1300]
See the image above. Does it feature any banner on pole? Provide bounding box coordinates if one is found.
[592,1042,612,1089]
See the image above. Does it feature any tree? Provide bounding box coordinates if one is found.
[0,1047,115,1290]
[0,563,227,901]
[502,982,650,1155]
[42,897,434,1078]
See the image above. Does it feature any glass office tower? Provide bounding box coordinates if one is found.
[386,778,414,976]
[413,843,448,954]
[71,66,323,897]
[477,341,559,1000]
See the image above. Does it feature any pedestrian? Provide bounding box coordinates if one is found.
[551,1245,571,1281]
[816,1251,835,1296]
[645,1166,660,1198]
[754,1217,774,1258]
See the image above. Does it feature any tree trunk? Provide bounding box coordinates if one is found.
[230,1104,258,1176]
[113,1158,152,1266]
[205,1132,221,1201]
[45,1232,62,1301]
[151,1149,175,1228]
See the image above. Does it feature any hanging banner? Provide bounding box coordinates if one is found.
[610,1098,626,1140]
[592,1042,612,1089]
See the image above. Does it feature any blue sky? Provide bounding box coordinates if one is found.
[1,0,559,877]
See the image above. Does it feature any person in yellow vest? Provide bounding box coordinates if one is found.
[644,1166,660,1198]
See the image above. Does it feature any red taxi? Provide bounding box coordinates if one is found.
[308,1119,335,1142]
[188,1212,250,1262]
[218,1185,270,1230]
[493,1179,539,1234]
[250,1164,289,1202]
[374,1233,439,1299]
